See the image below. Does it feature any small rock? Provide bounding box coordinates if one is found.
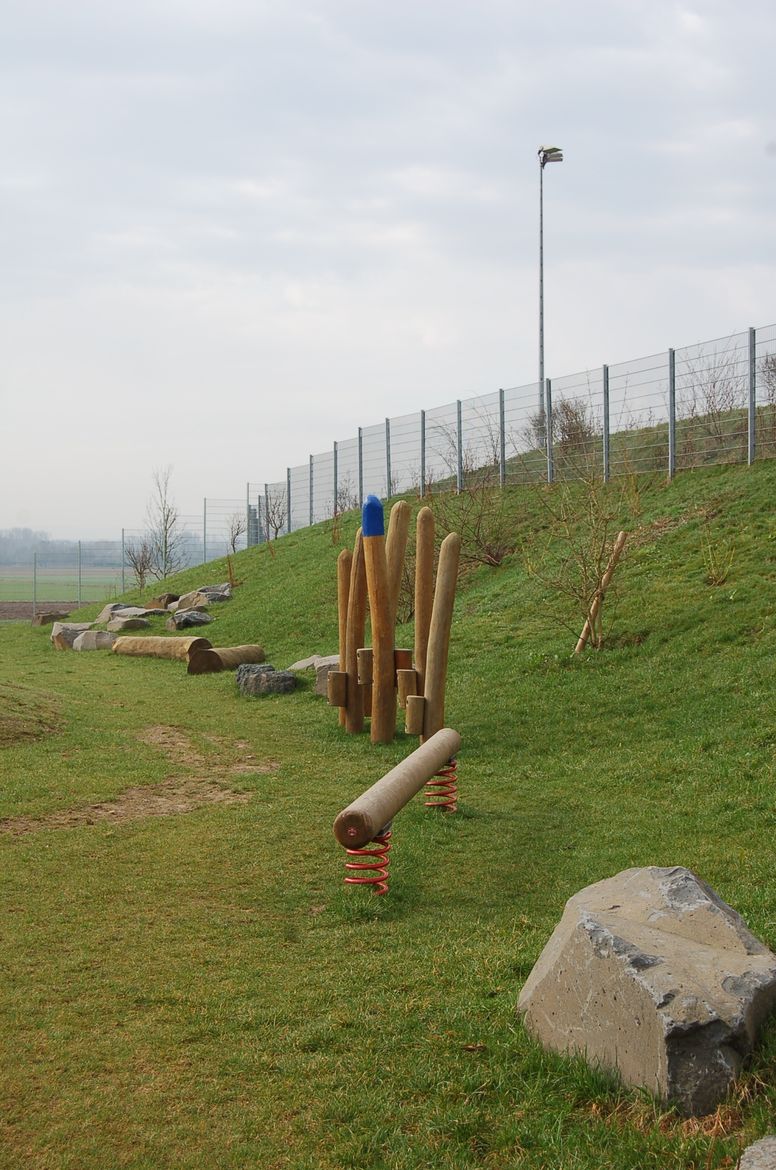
[73,630,116,651]
[236,664,296,696]
[176,590,212,611]
[166,610,214,630]
[196,582,232,601]
[94,602,132,624]
[288,652,339,672]
[152,593,180,608]
[315,661,338,696]
[107,617,152,632]
[50,621,94,649]
[31,610,71,626]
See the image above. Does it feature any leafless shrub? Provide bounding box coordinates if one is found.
[524,472,625,649]
[227,512,247,555]
[124,537,154,593]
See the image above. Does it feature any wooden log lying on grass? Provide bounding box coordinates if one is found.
[333,727,461,849]
[187,645,266,675]
[112,636,212,661]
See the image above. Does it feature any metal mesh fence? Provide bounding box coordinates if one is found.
[4,323,775,612]
[608,351,669,477]
[674,331,750,471]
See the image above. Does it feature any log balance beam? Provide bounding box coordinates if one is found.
[333,727,461,850]
[112,636,212,661]
[187,645,266,674]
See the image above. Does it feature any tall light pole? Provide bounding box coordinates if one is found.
[538,144,563,422]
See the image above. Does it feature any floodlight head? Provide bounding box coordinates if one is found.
[538,145,564,167]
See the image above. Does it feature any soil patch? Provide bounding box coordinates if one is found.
[0,724,279,836]
[0,601,73,622]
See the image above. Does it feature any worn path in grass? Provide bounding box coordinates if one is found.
[0,462,775,1170]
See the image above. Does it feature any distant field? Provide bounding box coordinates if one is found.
[0,565,123,602]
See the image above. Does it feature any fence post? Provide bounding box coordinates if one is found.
[498,388,506,487]
[456,399,464,492]
[668,348,676,480]
[246,482,251,549]
[286,469,292,534]
[264,483,270,545]
[203,498,208,564]
[32,552,37,619]
[748,326,757,465]
[77,540,82,608]
[333,440,338,515]
[309,456,314,526]
[545,379,554,484]
[256,493,264,544]
[602,365,610,483]
[358,427,364,504]
[385,418,392,497]
[121,528,126,593]
[420,410,426,497]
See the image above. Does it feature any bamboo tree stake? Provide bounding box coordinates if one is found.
[574,530,627,654]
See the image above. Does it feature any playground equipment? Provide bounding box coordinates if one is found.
[327,497,460,744]
[112,635,212,661]
[187,645,266,674]
[333,727,461,894]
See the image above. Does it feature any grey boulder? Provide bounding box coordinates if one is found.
[740,1137,776,1169]
[73,630,116,651]
[196,582,232,601]
[166,609,214,630]
[107,617,151,632]
[50,621,94,649]
[236,664,296,697]
[175,590,211,611]
[517,866,776,1116]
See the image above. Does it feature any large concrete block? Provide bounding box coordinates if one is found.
[517,867,776,1116]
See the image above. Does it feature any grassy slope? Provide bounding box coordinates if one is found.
[0,462,775,1170]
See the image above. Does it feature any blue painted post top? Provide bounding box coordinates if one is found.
[362,494,385,537]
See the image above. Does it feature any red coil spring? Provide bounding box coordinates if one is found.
[344,830,392,895]
[424,757,458,812]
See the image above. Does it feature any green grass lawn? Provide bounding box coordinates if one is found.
[0,566,124,603]
[1,462,775,1169]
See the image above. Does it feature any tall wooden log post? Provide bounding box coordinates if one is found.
[362,495,396,744]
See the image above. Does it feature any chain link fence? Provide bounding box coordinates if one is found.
[3,323,775,611]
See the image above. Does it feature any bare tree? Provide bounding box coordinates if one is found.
[146,467,186,581]
[124,538,154,593]
[227,512,247,555]
[264,488,287,542]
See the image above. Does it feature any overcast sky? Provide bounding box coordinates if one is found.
[1,0,774,539]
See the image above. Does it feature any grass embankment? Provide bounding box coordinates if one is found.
[1,462,775,1170]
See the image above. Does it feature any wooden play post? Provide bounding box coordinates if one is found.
[344,530,367,732]
[336,548,352,726]
[414,506,435,695]
[575,530,627,654]
[420,532,461,742]
[362,495,396,744]
[385,500,411,629]
[333,728,462,849]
